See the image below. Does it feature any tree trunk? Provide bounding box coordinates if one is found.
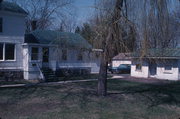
[98,54,108,96]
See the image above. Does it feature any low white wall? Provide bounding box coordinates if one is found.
[57,48,100,73]
[58,62,100,73]
[131,59,180,81]
[131,59,149,78]
[131,64,149,78]
[155,67,179,80]
[112,60,131,67]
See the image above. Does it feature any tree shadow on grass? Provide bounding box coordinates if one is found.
[108,81,180,107]
[5,86,38,104]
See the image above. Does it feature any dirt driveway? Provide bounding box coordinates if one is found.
[109,73,175,85]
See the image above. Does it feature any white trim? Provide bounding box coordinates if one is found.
[92,49,103,52]
[0,36,24,39]
[59,66,91,68]
[0,67,23,70]
[0,11,27,17]
[133,57,180,59]
[22,43,57,47]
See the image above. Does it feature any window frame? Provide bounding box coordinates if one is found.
[31,47,39,61]
[0,43,16,61]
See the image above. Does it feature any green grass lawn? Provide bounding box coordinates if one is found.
[0,78,31,86]
[0,74,102,85]
[0,79,180,119]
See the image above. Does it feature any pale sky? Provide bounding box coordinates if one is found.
[74,0,95,25]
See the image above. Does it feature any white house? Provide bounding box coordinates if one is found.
[0,1,27,79]
[112,53,131,67]
[131,49,180,81]
[24,30,100,80]
[0,1,100,80]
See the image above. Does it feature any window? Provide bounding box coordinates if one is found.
[62,49,67,60]
[0,43,3,60]
[0,43,15,61]
[0,18,2,32]
[5,44,15,60]
[77,51,83,61]
[165,65,172,71]
[31,47,39,60]
[43,48,49,62]
[136,64,142,71]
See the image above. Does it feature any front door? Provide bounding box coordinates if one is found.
[42,47,49,67]
[149,61,157,76]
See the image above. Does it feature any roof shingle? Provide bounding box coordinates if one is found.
[25,30,92,49]
[112,53,131,60]
[132,49,180,58]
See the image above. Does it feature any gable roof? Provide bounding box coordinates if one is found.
[132,49,180,59]
[112,53,131,60]
[25,30,92,49]
[0,1,27,15]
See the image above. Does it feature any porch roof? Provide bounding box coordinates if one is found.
[0,1,27,15]
[24,30,92,49]
[112,53,132,60]
[132,48,180,59]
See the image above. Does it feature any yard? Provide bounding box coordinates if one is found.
[0,79,180,119]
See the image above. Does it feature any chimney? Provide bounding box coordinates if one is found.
[31,20,37,31]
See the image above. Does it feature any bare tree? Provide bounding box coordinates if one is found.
[132,0,179,51]
[91,0,179,96]
[8,0,74,32]
[91,0,136,96]
[57,15,77,32]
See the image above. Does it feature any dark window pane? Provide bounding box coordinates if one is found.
[77,51,83,61]
[0,18,2,32]
[43,56,49,62]
[32,47,38,53]
[5,44,15,60]
[43,48,49,62]
[165,65,172,70]
[31,47,39,60]
[136,64,142,71]
[62,49,67,60]
[0,43,3,60]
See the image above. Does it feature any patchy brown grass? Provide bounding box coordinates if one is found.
[0,80,180,119]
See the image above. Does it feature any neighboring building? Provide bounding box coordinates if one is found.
[112,53,131,67]
[24,30,100,80]
[0,1,27,78]
[0,1,100,80]
[131,49,180,81]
